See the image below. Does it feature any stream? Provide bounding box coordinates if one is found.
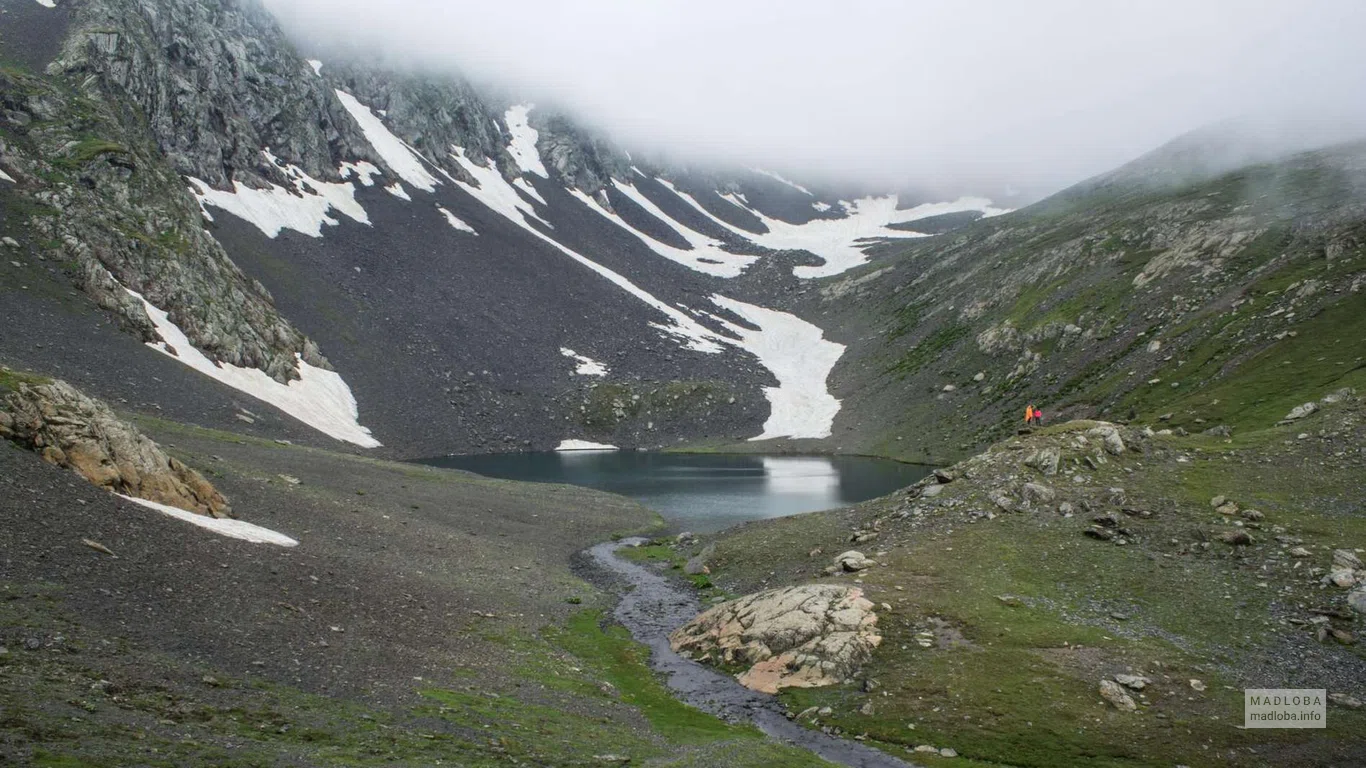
[588,538,918,768]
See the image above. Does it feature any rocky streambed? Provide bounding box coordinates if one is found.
[587,539,916,768]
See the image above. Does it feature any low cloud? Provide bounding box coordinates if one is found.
[265,0,1366,198]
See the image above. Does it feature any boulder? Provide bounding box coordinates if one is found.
[1219,530,1253,546]
[684,544,716,575]
[1348,588,1366,616]
[1282,402,1318,422]
[834,550,873,572]
[1099,680,1137,711]
[1,380,230,517]
[1024,446,1061,476]
[1328,569,1359,588]
[1088,425,1126,455]
[1115,674,1150,691]
[1333,549,1363,570]
[669,584,882,694]
[1021,482,1056,505]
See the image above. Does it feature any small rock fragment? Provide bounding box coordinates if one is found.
[81,539,116,557]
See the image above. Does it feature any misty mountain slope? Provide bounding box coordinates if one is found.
[3,0,1015,456]
[817,140,1366,462]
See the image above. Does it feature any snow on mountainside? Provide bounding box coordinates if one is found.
[181,72,1007,445]
[0,0,1009,455]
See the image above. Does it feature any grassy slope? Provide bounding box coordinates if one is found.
[812,144,1366,465]
[697,407,1366,766]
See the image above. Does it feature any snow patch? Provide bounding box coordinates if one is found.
[188,150,370,239]
[812,201,832,212]
[340,161,380,186]
[437,206,477,235]
[385,183,411,201]
[127,289,381,448]
[708,296,844,440]
[656,180,1007,279]
[0,168,14,183]
[569,182,757,278]
[556,440,618,451]
[307,59,323,76]
[750,168,812,195]
[335,90,440,193]
[34,0,57,8]
[513,177,547,206]
[118,495,299,547]
[560,347,608,376]
[504,105,548,178]
[448,146,552,228]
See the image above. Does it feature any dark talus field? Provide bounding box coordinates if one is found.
[2,0,1365,765]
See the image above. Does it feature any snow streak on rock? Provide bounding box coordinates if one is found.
[567,185,744,277]
[438,206,477,234]
[560,347,608,376]
[709,296,845,440]
[445,144,726,354]
[749,167,813,195]
[307,59,323,76]
[0,168,15,183]
[119,495,299,547]
[385,183,411,201]
[449,147,552,228]
[127,289,381,448]
[334,90,441,193]
[189,151,375,239]
[555,439,619,451]
[567,181,757,278]
[504,105,548,178]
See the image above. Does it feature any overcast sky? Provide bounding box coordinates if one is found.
[264,0,1366,197]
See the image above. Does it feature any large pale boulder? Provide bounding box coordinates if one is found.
[669,584,881,694]
[0,380,230,517]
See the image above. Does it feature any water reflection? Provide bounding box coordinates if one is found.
[414,452,930,533]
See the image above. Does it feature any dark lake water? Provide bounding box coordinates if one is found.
[414,451,931,532]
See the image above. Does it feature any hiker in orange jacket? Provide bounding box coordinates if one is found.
[1025,404,1035,425]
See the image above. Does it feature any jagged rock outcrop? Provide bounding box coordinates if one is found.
[1,36,328,382]
[669,584,882,694]
[321,61,508,184]
[53,0,383,190]
[533,112,631,195]
[0,379,231,517]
